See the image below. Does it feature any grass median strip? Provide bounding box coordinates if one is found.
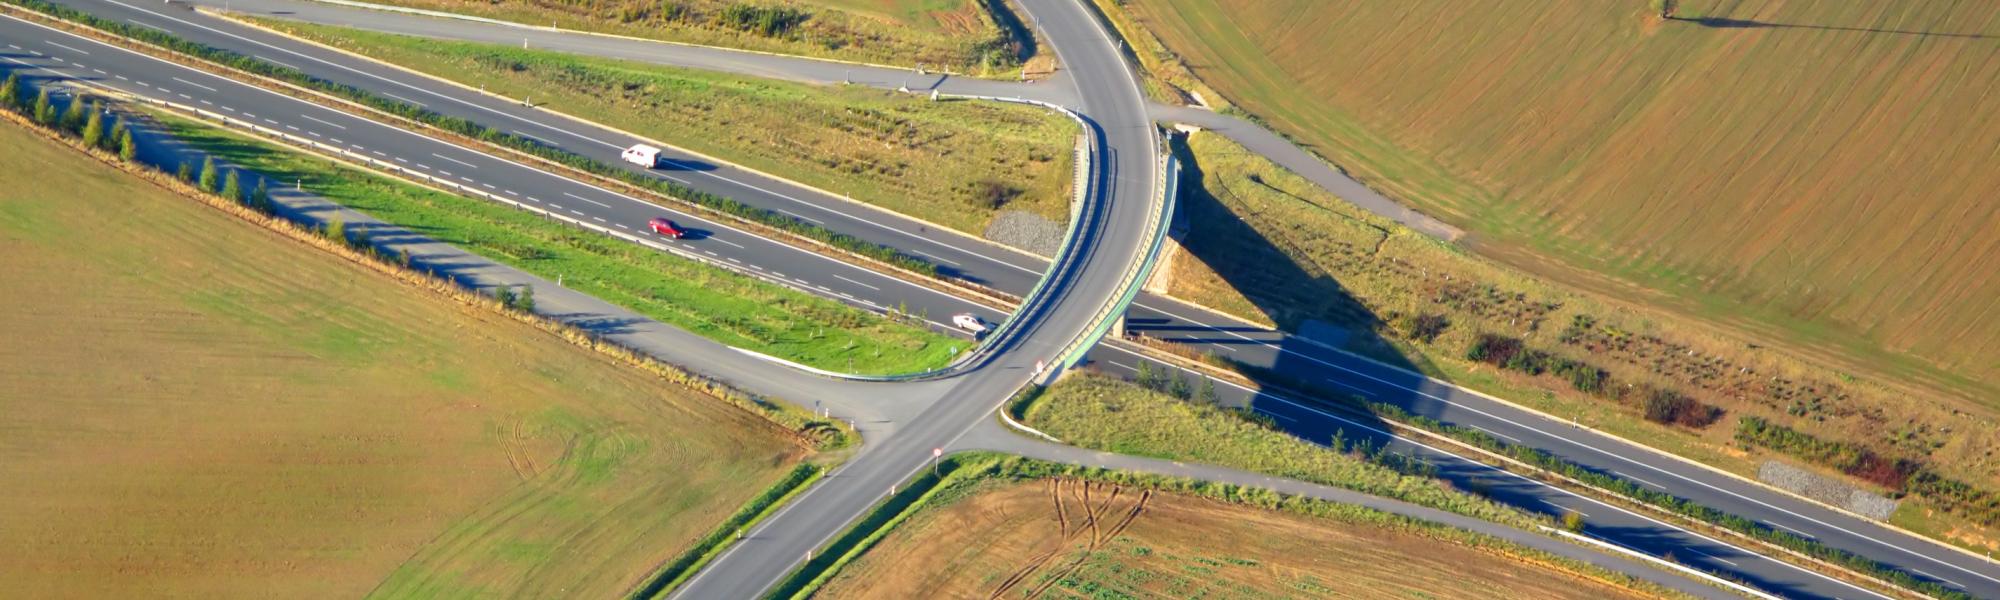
[153,111,962,375]
[247,19,1077,237]
[1020,372,1540,530]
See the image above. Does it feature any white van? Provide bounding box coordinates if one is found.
[621,144,662,168]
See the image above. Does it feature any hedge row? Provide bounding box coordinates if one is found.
[1468,333,1720,428]
[1739,416,1997,527]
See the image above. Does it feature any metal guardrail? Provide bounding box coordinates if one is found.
[1045,137,1179,377]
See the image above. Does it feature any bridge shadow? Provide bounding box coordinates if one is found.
[1670,15,1996,40]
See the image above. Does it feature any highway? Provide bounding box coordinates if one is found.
[113,2,1999,597]
[6,0,1997,597]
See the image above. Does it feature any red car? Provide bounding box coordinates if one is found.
[649,217,685,239]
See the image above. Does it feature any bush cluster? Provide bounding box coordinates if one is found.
[1468,333,1719,428]
[715,3,808,37]
[3,0,938,277]
[1737,417,1996,526]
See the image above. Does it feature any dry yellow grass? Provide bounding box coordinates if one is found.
[1126,0,2000,404]
[0,120,804,597]
[820,479,1661,599]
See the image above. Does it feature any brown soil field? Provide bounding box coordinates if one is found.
[0,121,804,597]
[819,479,1660,599]
[1122,0,2000,404]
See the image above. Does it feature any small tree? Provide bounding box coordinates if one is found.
[1134,360,1157,390]
[513,285,535,313]
[324,217,346,245]
[1196,376,1218,404]
[198,156,219,193]
[1562,510,1586,532]
[0,73,19,112]
[118,129,137,162]
[32,88,55,125]
[60,95,86,133]
[177,160,194,181]
[81,104,106,148]
[109,115,128,143]
[1167,371,1192,399]
[250,177,270,212]
[221,169,243,203]
[493,285,517,308]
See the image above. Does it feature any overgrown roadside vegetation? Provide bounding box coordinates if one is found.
[0,99,816,598]
[360,0,1039,75]
[818,477,1672,599]
[152,111,961,375]
[251,20,1076,236]
[769,453,1684,600]
[1018,371,1539,530]
[1160,129,2000,554]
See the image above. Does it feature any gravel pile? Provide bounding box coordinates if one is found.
[1759,460,1899,520]
[983,210,1064,257]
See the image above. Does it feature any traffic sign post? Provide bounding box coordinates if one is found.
[932,447,942,477]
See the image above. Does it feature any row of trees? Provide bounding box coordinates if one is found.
[2,73,135,161]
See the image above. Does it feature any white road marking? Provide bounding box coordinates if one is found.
[1911,569,1963,588]
[169,76,216,92]
[429,152,479,169]
[561,192,611,208]
[379,91,425,107]
[832,274,880,291]
[1688,549,1739,567]
[1614,470,1666,490]
[1467,424,1521,443]
[124,18,165,31]
[299,114,348,130]
[710,237,746,249]
[46,41,88,55]
[251,54,300,71]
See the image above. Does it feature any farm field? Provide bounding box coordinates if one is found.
[0,119,806,597]
[358,0,1035,75]
[1120,1,2000,407]
[153,111,961,375]
[1162,129,2000,549]
[817,478,1661,600]
[255,20,1076,238]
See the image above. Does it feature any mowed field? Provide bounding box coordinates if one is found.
[819,479,1658,599]
[1125,0,2000,397]
[0,122,804,597]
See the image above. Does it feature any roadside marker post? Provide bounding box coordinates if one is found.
[931,447,942,477]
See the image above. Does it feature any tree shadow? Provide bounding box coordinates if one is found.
[1671,15,1997,39]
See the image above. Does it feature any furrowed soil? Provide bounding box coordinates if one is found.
[257,20,1076,236]
[357,0,1034,75]
[1124,1,2000,406]
[0,121,805,597]
[818,479,1660,600]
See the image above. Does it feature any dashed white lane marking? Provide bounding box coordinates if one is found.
[25,49,42,56]
[430,152,479,169]
[709,237,745,249]
[502,189,518,196]
[263,118,278,125]
[306,131,322,138]
[219,105,234,112]
[560,192,611,208]
[169,76,215,92]
[241,112,255,119]
[774,208,822,225]
[592,216,606,223]
[114,74,128,81]
[569,210,587,217]
[393,156,408,163]
[482,183,496,190]
[832,274,880,291]
[415,163,431,171]
[725,257,740,264]
[299,114,348,130]
[198,99,212,106]
[526,197,542,203]
[177,93,192,100]
[331,138,345,145]
[283,124,299,131]
[91,68,105,75]
[373,151,389,157]
[703,250,717,256]
[1107,360,1135,371]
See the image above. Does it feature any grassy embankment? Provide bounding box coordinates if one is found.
[1021,372,1539,530]
[819,478,1667,599]
[0,115,809,597]
[256,20,1075,237]
[154,112,961,375]
[358,0,1039,76]
[1161,128,2000,551]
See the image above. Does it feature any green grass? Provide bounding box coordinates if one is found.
[338,0,1032,76]
[1162,129,2000,552]
[260,20,1075,236]
[155,112,960,375]
[1021,372,1539,530]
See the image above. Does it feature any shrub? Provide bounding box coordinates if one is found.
[971,179,1020,210]
[59,93,85,132]
[221,168,242,203]
[250,177,270,212]
[118,129,136,163]
[1465,333,1523,365]
[81,103,105,148]
[198,156,219,193]
[716,4,808,37]
[324,217,346,245]
[1562,509,1585,532]
[493,285,517,308]
[1640,386,1720,428]
[32,88,55,125]
[1403,313,1449,343]
[513,285,535,313]
[176,160,193,181]
[0,73,18,111]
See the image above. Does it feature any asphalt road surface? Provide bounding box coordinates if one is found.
[8,0,1997,597]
